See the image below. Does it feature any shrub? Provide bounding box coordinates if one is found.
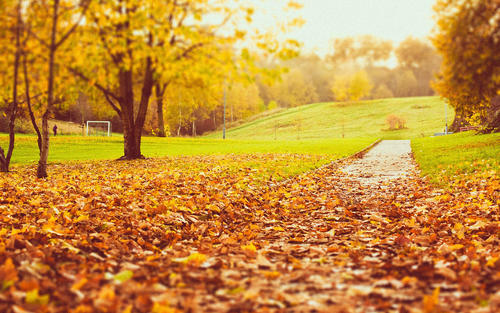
[267,101,278,110]
[386,114,407,130]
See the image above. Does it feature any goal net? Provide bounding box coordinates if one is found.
[86,121,111,137]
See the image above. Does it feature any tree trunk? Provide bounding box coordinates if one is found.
[177,106,182,136]
[37,0,59,178]
[155,84,166,137]
[24,55,42,152]
[118,68,140,159]
[1,1,22,173]
[0,148,7,172]
[37,113,50,178]
[122,121,142,159]
[484,95,500,133]
[118,58,153,160]
[449,107,470,133]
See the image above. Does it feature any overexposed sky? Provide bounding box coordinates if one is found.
[251,0,436,56]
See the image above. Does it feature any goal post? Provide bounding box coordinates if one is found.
[86,121,111,137]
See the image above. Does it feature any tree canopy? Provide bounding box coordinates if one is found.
[432,0,500,131]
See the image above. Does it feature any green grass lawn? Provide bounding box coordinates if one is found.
[0,134,376,167]
[412,132,500,186]
[205,96,454,140]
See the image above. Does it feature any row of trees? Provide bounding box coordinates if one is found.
[1,33,443,143]
[258,35,442,108]
[0,0,302,176]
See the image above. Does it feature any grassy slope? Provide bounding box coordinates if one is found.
[0,135,375,166]
[205,96,454,140]
[412,132,500,186]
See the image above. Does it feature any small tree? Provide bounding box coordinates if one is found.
[349,70,373,101]
[332,70,373,102]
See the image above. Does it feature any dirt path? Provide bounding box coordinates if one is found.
[342,140,415,184]
[194,140,497,312]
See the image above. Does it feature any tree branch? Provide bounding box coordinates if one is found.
[55,0,91,48]
[66,66,121,103]
[105,93,122,116]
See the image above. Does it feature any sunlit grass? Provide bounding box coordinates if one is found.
[205,96,454,140]
[411,132,500,186]
[0,135,376,167]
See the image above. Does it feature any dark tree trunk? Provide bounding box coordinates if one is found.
[0,148,7,172]
[449,106,470,133]
[156,97,166,137]
[155,83,167,137]
[118,57,154,160]
[484,95,500,133]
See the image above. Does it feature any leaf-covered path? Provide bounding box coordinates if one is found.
[0,144,498,312]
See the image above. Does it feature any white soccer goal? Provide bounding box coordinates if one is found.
[86,121,111,137]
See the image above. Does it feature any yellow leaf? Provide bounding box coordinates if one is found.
[486,256,499,267]
[25,289,50,306]
[71,278,88,291]
[422,287,440,313]
[449,244,464,251]
[241,242,257,257]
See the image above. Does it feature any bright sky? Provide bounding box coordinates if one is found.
[252,0,437,57]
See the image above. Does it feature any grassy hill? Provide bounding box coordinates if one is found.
[205,96,455,140]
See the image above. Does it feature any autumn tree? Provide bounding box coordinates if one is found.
[25,0,90,178]
[70,0,300,154]
[71,0,220,158]
[331,75,350,102]
[331,70,373,102]
[432,0,500,131]
[0,0,23,172]
[268,69,318,107]
[372,84,394,99]
[396,37,441,96]
[226,83,262,121]
[285,54,335,102]
[349,70,373,101]
[329,35,393,67]
[390,69,418,98]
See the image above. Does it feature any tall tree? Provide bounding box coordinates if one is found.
[73,0,258,157]
[28,0,90,178]
[0,0,24,172]
[432,0,500,131]
[268,69,318,107]
[396,37,441,96]
[329,35,393,67]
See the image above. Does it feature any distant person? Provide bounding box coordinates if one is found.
[53,125,58,136]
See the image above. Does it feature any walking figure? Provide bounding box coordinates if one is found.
[53,125,58,136]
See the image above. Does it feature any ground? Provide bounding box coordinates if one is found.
[0,132,499,312]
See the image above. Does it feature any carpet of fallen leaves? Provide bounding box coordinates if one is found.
[0,152,499,313]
